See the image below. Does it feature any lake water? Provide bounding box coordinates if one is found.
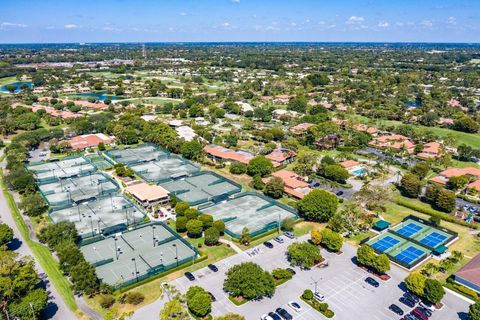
[74,91,118,101]
[0,81,33,93]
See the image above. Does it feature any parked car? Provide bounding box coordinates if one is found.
[260,315,274,320]
[288,301,302,312]
[208,292,216,302]
[184,272,195,281]
[275,307,293,320]
[313,292,325,302]
[402,314,417,320]
[263,241,274,248]
[365,277,379,287]
[335,191,344,196]
[399,297,416,308]
[286,268,296,275]
[419,301,435,312]
[410,309,428,320]
[273,236,284,244]
[415,306,432,317]
[404,292,420,303]
[284,231,295,239]
[208,264,218,272]
[268,312,282,320]
[389,304,404,316]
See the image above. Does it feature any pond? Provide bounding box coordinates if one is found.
[0,81,33,93]
[73,91,119,101]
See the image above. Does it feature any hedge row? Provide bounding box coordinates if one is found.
[395,198,478,229]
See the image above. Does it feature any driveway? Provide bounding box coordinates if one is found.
[131,235,471,320]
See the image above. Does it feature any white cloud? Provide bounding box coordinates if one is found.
[179,12,187,16]
[231,0,240,3]
[346,16,365,24]
[103,26,120,31]
[377,21,390,28]
[64,24,78,29]
[222,22,231,27]
[421,20,433,28]
[447,16,456,25]
[0,22,28,29]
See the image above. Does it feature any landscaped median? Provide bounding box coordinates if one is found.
[301,289,335,318]
[0,170,79,313]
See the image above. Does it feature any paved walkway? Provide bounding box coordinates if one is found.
[219,238,243,254]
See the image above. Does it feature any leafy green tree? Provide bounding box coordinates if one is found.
[175,217,188,233]
[372,254,390,273]
[281,217,295,231]
[69,260,99,295]
[38,221,78,249]
[447,175,470,191]
[468,302,480,320]
[264,176,285,199]
[400,173,421,198]
[356,245,375,267]
[204,227,220,246]
[185,208,199,221]
[186,219,203,238]
[322,164,349,183]
[8,288,48,320]
[21,192,47,216]
[287,242,322,268]
[429,215,441,227]
[287,96,308,113]
[423,279,445,304]
[180,140,204,161]
[159,298,189,320]
[298,189,338,222]
[213,220,226,235]
[186,286,211,317]
[404,272,426,297]
[175,202,189,216]
[247,156,274,177]
[251,175,265,190]
[223,262,275,300]
[306,73,330,86]
[230,162,247,174]
[199,214,213,230]
[410,162,431,179]
[453,117,479,133]
[319,228,343,252]
[311,229,322,245]
[435,189,456,213]
[240,227,251,245]
[0,223,14,245]
[425,184,442,204]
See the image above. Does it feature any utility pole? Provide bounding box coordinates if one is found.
[311,277,321,294]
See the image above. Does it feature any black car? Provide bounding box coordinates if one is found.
[275,307,293,320]
[184,272,195,281]
[208,292,216,302]
[399,296,416,308]
[336,191,344,196]
[389,304,404,316]
[268,312,282,320]
[364,277,379,288]
[208,264,218,272]
[404,292,420,303]
[286,268,296,275]
[263,241,274,249]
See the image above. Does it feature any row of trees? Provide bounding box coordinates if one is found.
[356,245,391,274]
[404,272,445,305]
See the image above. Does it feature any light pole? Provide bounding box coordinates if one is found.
[132,258,138,282]
[152,226,156,247]
[97,219,101,235]
[114,237,118,260]
[311,277,321,294]
[278,213,281,234]
[88,215,94,236]
[173,244,178,267]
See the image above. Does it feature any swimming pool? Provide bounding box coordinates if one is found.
[352,168,366,175]
[0,81,33,93]
[73,91,119,101]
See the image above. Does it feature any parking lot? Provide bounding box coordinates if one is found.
[167,235,471,320]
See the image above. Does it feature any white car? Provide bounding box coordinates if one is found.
[260,314,274,320]
[314,292,325,302]
[288,301,302,312]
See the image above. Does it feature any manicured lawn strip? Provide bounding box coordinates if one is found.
[300,296,335,318]
[228,295,248,306]
[0,171,78,312]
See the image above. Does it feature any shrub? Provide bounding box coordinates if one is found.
[99,294,115,309]
[230,162,247,174]
[176,216,188,233]
[271,268,292,281]
[199,214,214,229]
[213,220,225,235]
[247,156,274,177]
[175,202,189,216]
[281,217,295,231]
[186,219,203,238]
[204,227,220,246]
[302,289,313,300]
[185,208,199,220]
[125,292,145,305]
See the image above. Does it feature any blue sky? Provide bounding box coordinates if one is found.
[0,0,479,43]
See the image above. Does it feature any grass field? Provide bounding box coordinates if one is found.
[0,170,79,313]
[0,76,18,86]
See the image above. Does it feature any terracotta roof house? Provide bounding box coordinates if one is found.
[353,124,379,135]
[430,167,480,190]
[314,134,341,150]
[266,169,311,199]
[369,134,416,154]
[67,133,113,150]
[417,142,442,160]
[290,123,314,135]
[266,149,296,167]
[340,160,360,169]
[454,253,480,293]
[126,182,170,210]
[203,145,254,164]
[274,95,293,104]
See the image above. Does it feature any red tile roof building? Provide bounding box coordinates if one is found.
[417,142,442,160]
[430,167,480,192]
[454,254,480,293]
[290,123,314,135]
[67,133,114,150]
[369,134,416,153]
[265,149,296,167]
[266,169,311,199]
[203,145,254,164]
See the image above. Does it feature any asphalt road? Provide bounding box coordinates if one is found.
[0,151,76,320]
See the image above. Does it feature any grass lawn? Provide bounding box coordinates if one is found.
[0,171,79,314]
[0,76,18,86]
